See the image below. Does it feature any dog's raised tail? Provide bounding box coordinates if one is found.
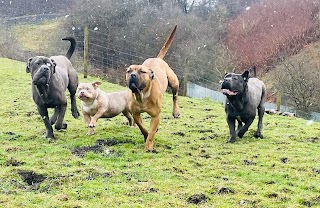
[62,37,76,59]
[157,25,177,59]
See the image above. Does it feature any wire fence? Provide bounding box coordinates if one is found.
[1,14,320,122]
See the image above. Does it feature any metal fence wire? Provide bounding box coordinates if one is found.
[1,14,320,122]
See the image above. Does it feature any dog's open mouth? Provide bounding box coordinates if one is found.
[78,95,90,100]
[222,89,238,96]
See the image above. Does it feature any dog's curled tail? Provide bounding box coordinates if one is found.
[62,37,76,60]
[157,25,177,59]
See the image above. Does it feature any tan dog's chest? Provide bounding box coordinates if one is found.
[81,100,99,116]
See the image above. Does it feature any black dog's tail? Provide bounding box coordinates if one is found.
[62,37,76,60]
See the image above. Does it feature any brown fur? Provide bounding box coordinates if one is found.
[126,25,180,151]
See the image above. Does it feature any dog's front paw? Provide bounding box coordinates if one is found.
[226,137,236,143]
[45,130,55,139]
[237,130,245,138]
[86,128,95,135]
[55,123,67,130]
[254,131,263,139]
[172,111,180,118]
[88,123,96,128]
[72,110,80,119]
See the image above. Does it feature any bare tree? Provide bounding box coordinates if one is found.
[273,58,320,112]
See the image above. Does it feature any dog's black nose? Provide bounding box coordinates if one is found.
[130,73,137,79]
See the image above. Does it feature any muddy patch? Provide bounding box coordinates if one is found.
[280,157,289,163]
[172,131,185,137]
[217,187,235,194]
[72,138,134,157]
[244,159,256,166]
[305,137,319,143]
[301,196,320,207]
[6,132,21,140]
[187,193,207,204]
[5,158,26,167]
[18,170,46,185]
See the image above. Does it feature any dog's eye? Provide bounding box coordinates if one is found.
[126,69,132,73]
[86,87,89,90]
[233,77,238,80]
[140,71,147,74]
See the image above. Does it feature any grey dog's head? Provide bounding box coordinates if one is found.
[26,56,56,86]
[221,70,249,97]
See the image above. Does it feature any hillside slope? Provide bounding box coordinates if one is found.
[0,58,320,207]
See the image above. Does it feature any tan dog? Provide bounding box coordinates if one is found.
[125,25,180,151]
[76,82,134,135]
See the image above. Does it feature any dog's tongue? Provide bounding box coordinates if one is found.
[222,89,237,96]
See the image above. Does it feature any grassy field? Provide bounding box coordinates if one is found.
[0,57,320,207]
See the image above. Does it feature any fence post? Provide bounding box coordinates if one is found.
[183,57,189,96]
[83,26,89,78]
[277,91,282,111]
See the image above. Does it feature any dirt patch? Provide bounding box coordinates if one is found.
[199,129,214,133]
[312,168,320,175]
[244,159,256,165]
[18,170,46,185]
[267,193,278,198]
[72,145,103,157]
[280,157,289,163]
[72,138,135,157]
[5,158,25,167]
[305,137,319,143]
[301,196,320,207]
[172,131,185,137]
[187,193,207,204]
[217,187,235,194]
[6,132,21,140]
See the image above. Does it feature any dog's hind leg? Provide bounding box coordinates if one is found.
[168,74,180,118]
[55,104,67,130]
[123,111,135,127]
[68,73,80,119]
[254,105,265,139]
[49,106,59,125]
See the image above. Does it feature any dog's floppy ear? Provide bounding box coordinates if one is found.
[50,59,57,74]
[26,58,33,73]
[149,69,154,80]
[242,70,250,82]
[92,81,102,89]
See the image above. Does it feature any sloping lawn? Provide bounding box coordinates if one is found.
[0,58,319,207]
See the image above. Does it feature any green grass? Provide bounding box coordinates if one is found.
[12,20,64,52]
[0,57,320,207]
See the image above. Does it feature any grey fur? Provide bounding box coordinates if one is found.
[221,70,266,143]
[26,38,79,139]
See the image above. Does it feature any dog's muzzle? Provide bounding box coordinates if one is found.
[221,80,238,96]
[32,66,50,86]
[128,73,141,93]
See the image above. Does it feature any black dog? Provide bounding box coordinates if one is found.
[221,70,266,143]
[26,37,79,139]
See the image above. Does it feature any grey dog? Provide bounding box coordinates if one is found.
[26,37,80,139]
[221,70,266,143]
